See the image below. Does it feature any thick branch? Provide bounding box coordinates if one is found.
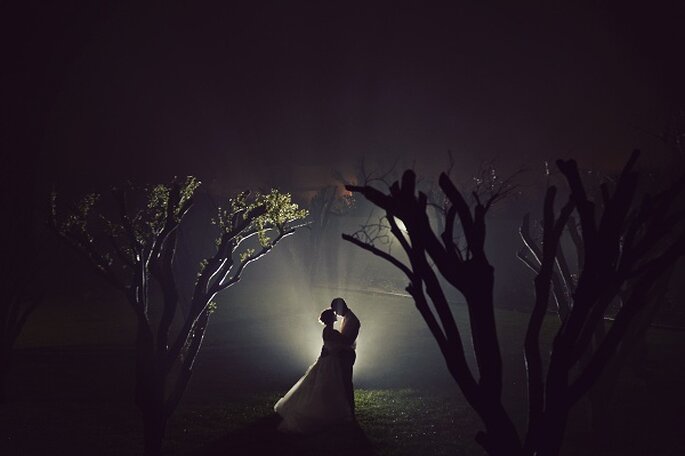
[154,231,180,354]
[342,234,413,278]
[523,188,574,451]
[165,309,209,416]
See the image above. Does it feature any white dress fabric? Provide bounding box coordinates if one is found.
[274,339,353,433]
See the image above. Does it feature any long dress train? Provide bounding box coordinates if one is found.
[274,328,352,433]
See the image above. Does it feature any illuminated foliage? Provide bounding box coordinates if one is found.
[50,177,306,456]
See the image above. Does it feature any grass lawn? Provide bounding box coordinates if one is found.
[3,382,684,456]
[3,284,684,455]
[173,389,483,456]
[0,389,482,456]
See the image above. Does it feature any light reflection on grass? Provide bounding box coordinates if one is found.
[353,389,483,456]
[166,389,484,456]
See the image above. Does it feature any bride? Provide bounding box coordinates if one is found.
[274,309,353,433]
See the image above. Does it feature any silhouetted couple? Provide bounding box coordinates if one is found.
[274,297,361,433]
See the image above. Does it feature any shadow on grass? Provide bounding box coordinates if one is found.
[190,413,374,456]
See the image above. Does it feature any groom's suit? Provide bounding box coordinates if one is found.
[339,309,360,415]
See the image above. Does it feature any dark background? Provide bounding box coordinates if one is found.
[1,2,685,454]
[3,1,684,192]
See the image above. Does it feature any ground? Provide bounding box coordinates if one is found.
[1,283,684,455]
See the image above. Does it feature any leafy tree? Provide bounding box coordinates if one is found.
[343,151,685,456]
[50,177,307,456]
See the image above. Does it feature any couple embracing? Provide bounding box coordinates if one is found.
[274,297,361,433]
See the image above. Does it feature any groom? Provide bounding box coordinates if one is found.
[331,297,360,417]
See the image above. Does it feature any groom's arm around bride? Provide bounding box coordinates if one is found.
[330,297,360,417]
[331,297,360,348]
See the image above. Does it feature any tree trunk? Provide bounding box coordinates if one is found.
[537,410,570,456]
[142,408,168,456]
[477,403,524,456]
[587,376,614,440]
[133,316,167,456]
[0,366,7,404]
[0,346,12,404]
[136,368,168,456]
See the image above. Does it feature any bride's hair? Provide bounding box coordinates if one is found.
[319,309,336,326]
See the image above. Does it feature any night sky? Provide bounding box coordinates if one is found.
[4,1,684,195]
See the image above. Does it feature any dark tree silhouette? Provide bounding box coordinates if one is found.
[519,149,684,441]
[0,161,44,404]
[50,177,307,456]
[343,151,685,456]
[519,210,675,439]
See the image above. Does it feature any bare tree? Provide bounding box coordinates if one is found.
[343,151,685,456]
[519,159,682,440]
[305,184,353,285]
[50,177,307,456]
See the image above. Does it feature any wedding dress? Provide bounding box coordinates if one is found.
[274,328,353,433]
